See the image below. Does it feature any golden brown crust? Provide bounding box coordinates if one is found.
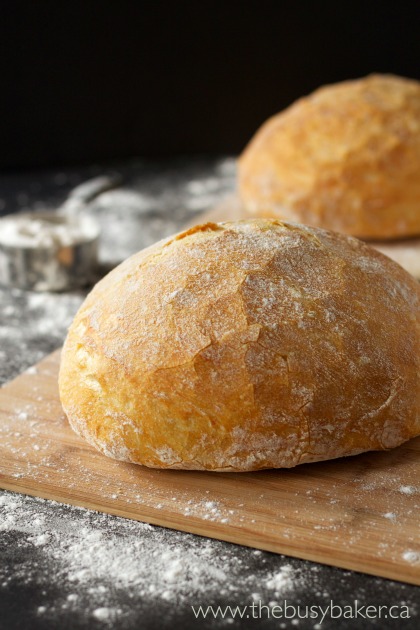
[59,219,420,471]
[238,74,420,239]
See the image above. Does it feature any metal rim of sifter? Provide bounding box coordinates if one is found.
[0,211,100,292]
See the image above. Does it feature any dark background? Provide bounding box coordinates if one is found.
[1,0,419,170]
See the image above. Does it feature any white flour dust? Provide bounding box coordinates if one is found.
[0,491,304,626]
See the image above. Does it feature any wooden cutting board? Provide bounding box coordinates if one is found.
[0,350,419,585]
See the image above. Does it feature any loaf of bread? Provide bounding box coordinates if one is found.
[239,74,420,240]
[59,219,420,471]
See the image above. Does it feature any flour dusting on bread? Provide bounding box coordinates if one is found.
[59,219,420,471]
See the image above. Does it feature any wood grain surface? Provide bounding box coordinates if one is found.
[0,350,419,585]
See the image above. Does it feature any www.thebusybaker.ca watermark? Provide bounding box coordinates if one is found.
[191,600,411,624]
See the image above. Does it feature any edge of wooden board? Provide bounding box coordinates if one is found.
[1,472,419,587]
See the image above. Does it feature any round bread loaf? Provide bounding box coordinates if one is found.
[59,219,420,471]
[238,74,420,240]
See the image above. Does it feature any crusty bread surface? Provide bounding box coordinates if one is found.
[239,74,420,240]
[59,219,420,471]
[197,195,420,278]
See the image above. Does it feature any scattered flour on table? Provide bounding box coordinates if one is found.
[265,564,295,592]
[2,489,417,627]
[92,607,121,622]
[0,491,303,626]
[0,288,84,387]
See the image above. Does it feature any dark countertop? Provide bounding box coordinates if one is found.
[0,158,418,630]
